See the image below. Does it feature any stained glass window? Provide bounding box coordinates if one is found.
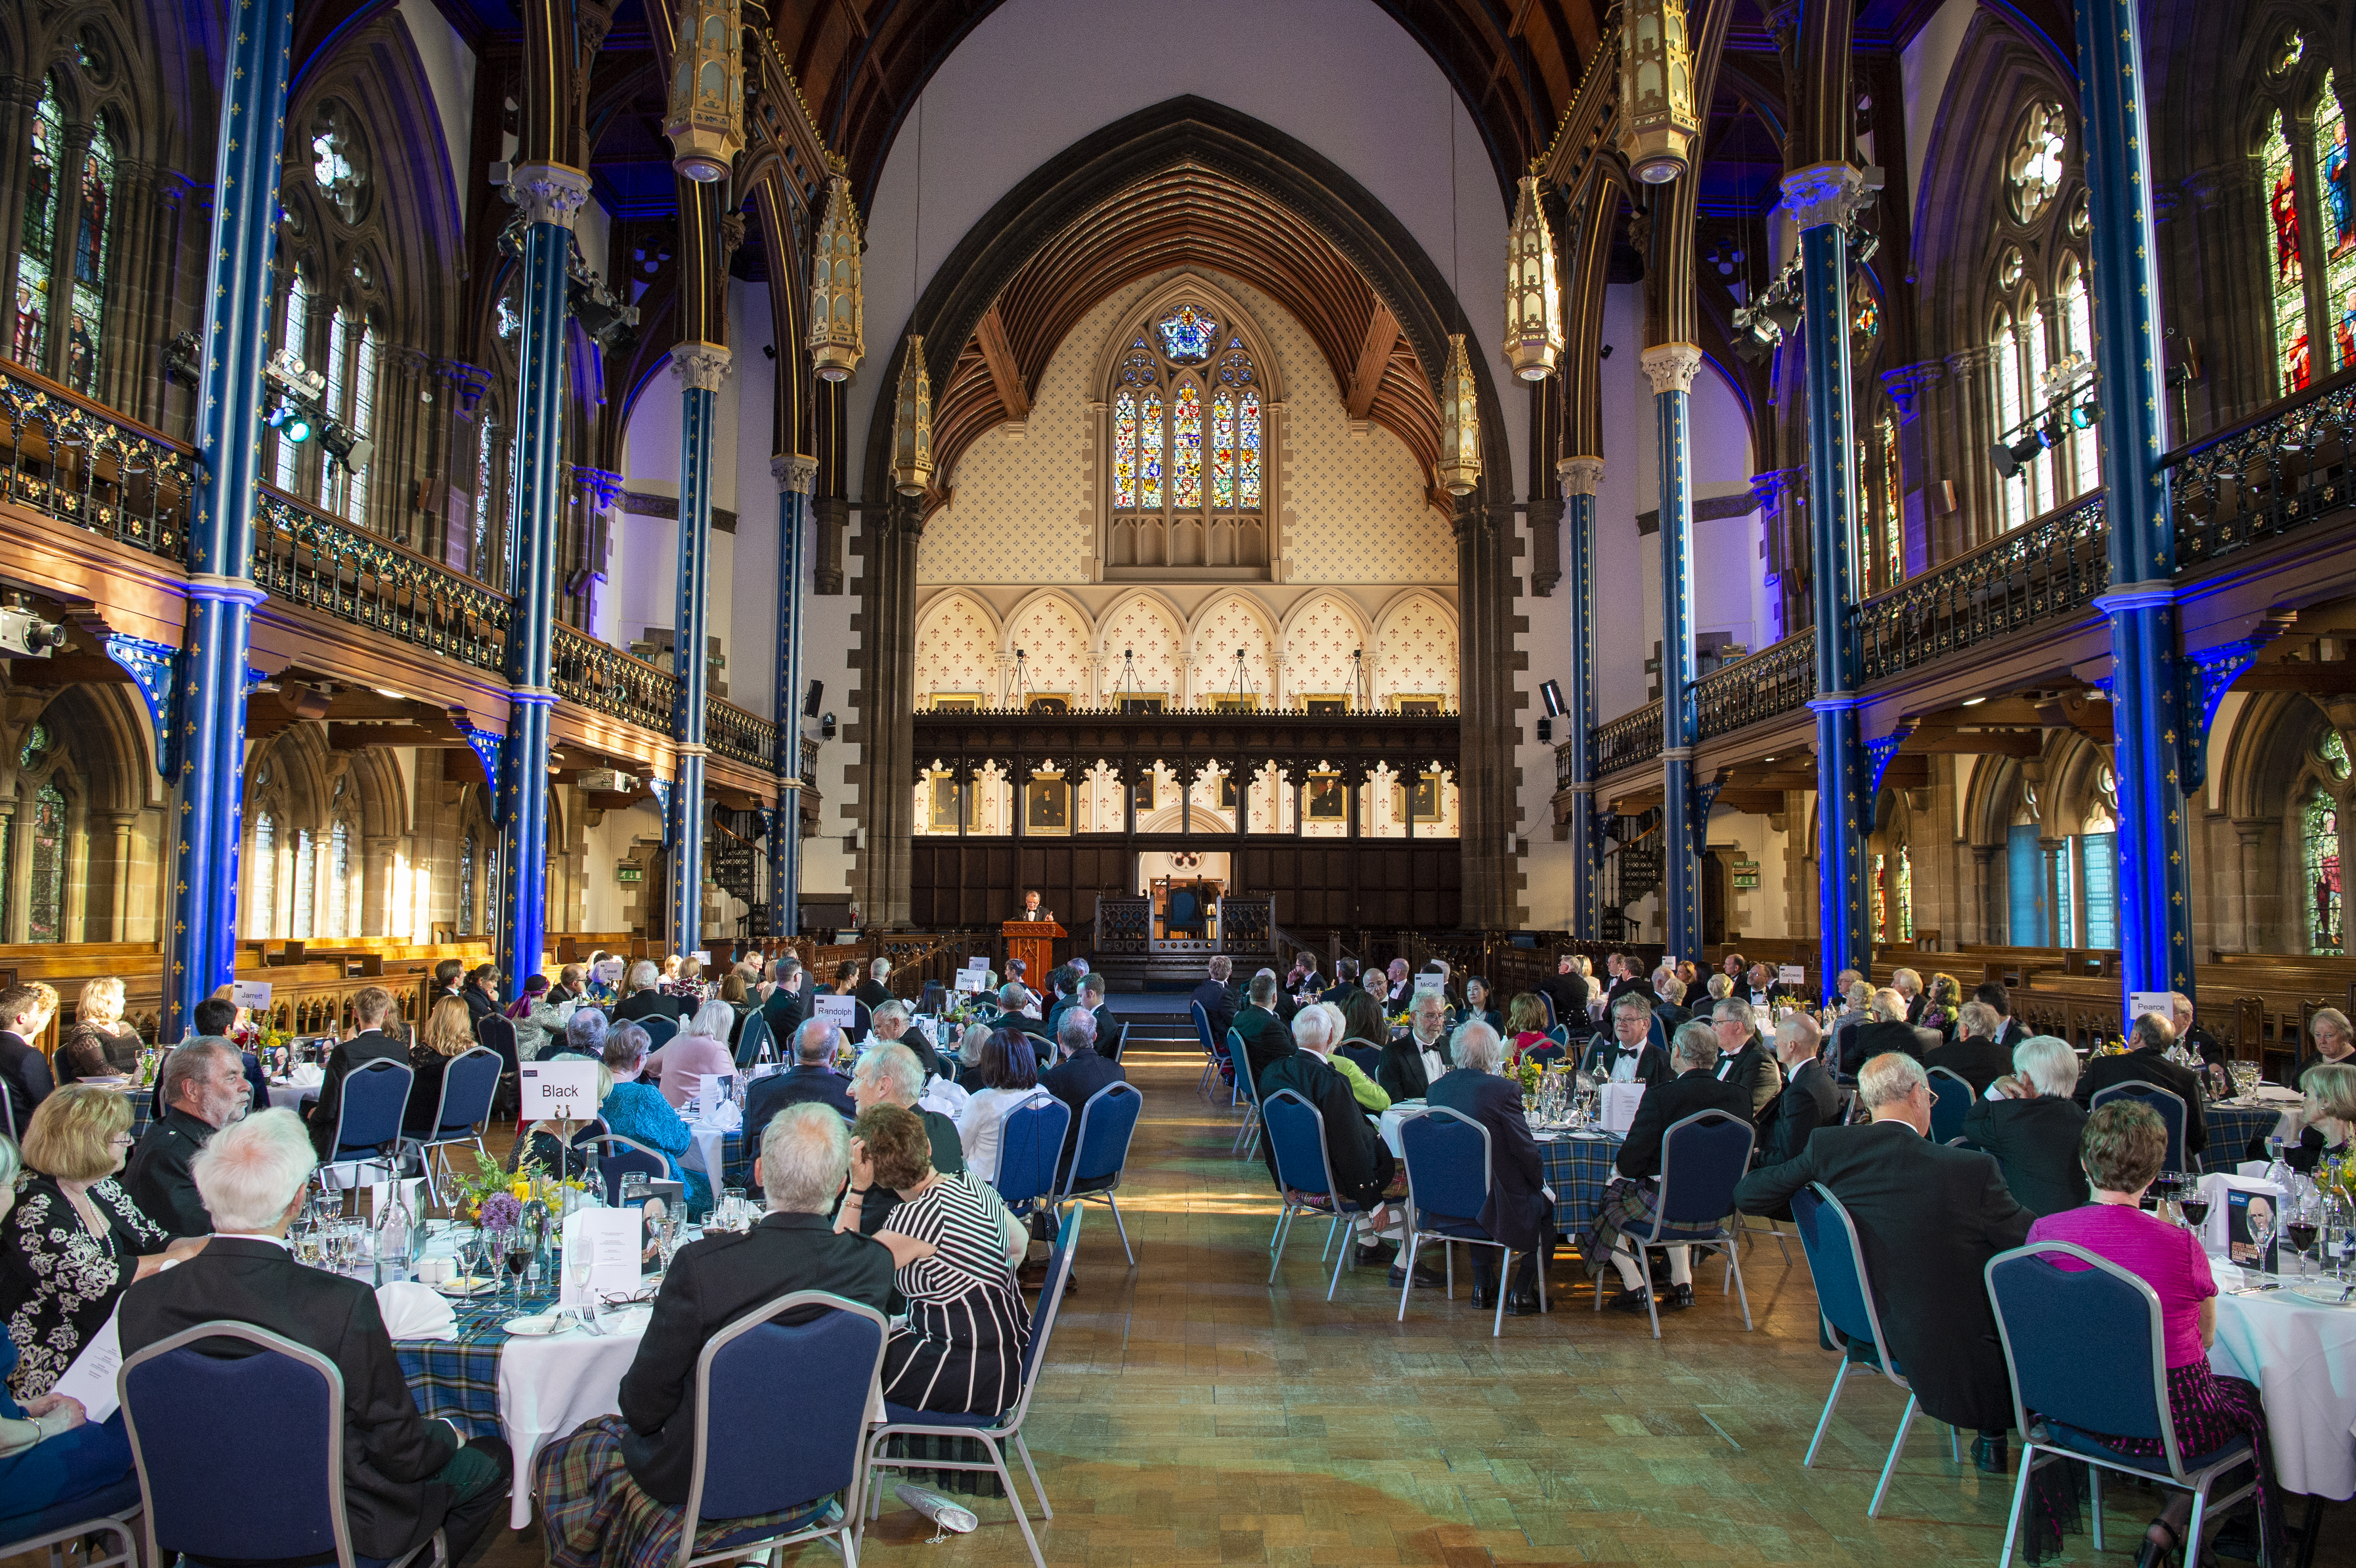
[348,318,377,528]
[2317,74,2355,375]
[292,827,315,939]
[1878,414,1903,590]
[472,419,498,576]
[1993,311,2025,531]
[2306,788,2342,955]
[458,832,476,935]
[2268,110,2311,394]
[1156,304,1218,363]
[319,307,351,507]
[1211,388,1235,508]
[330,819,351,938]
[2325,730,2350,779]
[1113,390,1138,508]
[1172,383,1202,508]
[2008,103,2068,224]
[1239,389,1262,508]
[64,115,112,393]
[1874,851,1911,942]
[2060,258,2098,498]
[2022,293,2053,516]
[275,276,307,490]
[250,814,276,938]
[22,777,66,944]
[1138,388,1164,509]
[14,77,62,369]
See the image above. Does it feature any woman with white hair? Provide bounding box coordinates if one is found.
[1962,1035,2090,1217]
[644,1000,738,1110]
[1425,1019,1549,1313]
[1302,1002,1388,1112]
[613,960,685,1025]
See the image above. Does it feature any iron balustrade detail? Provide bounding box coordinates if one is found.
[801,738,819,782]
[254,486,513,673]
[705,695,778,770]
[2171,371,2356,569]
[1855,497,2110,683]
[1593,701,1663,777]
[1556,740,1576,792]
[0,359,193,558]
[1694,629,1816,742]
[552,623,679,731]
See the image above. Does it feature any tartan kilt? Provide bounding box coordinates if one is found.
[1580,1176,1659,1278]
[536,1415,843,1568]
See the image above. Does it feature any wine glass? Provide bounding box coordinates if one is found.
[2179,1182,2212,1234]
[2285,1192,2322,1277]
[504,1238,534,1305]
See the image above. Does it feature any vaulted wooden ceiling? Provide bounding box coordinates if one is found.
[926,161,1448,514]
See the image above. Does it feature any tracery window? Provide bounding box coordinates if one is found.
[2256,45,2356,394]
[1984,101,2090,533]
[274,274,309,490]
[64,114,113,394]
[330,817,352,938]
[13,77,64,369]
[249,813,277,939]
[318,305,350,509]
[2305,786,2342,956]
[458,831,476,935]
[1106,300,1267,577]
[1870,848,1912,943]
[25,779,65,945]
[291,827,315,939]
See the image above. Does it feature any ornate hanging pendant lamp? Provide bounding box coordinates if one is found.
[663,0,744,182]
[807,166,865,381]
[1503,172,1563,381]
[891,335,934,496]
[1617,0,1700,185]
[1439,333,1482,496]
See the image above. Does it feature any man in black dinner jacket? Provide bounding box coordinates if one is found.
[1580,992,1671,1089]
[1707,998,1780,1116]
[617,1103,894,1504]
[1229,970,1295,1095]
[1040,1010,1126,1187]
[1539,955,1589,1031]
[1587,1022,1752,1313]
[1973,981,2031,1052]
[1425,1020,1550,1314]
[0,983,55,1138]
[119,1109,514,1567]
[1736,1049,2031,1474]
[304,985,407,1160]
[2076,1008,2206,1160]
[125,1038,251,1236]
[1190,956,1236,1050]
[1929,1001,2016,1096]
[744,1017,860,1135]
[1750,1015,1840,1218]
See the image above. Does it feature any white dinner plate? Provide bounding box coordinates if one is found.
[502,1313,568,1336]
[2287,1280,2356,1307]
[436,1276,499,1298]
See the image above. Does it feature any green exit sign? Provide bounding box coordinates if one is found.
[617,864,644,884]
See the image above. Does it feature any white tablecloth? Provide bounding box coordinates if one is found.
[496,1307,652,1528]
[2209,1269,2356,1500]
[1376,1100,1427,1155]
[683,1125,725,1184]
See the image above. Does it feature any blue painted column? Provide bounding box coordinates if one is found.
[770,452,816,936]
[164,0,296,1040]
[1641,346,1704,961]
[668,344,731,949]
[1786,161,1870,1003]
[1560,454,1604,938]
[2077,0,2193,1003]
[494,163,591,1000]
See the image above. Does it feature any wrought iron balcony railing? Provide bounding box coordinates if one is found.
[2172,368,2356,569]
[706,695,779,770]
[255,486,513,675]
[552,623,679,733]
[0,358,193,558]
[1695,629,1816,743]
[1593,701,1663,777]
[1855,495,2109,683]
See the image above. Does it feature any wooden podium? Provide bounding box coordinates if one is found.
[1003,919,1063,982]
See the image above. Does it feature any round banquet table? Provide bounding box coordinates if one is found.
[2207,1263,2356,1500]
[1376,1100,1626,1233]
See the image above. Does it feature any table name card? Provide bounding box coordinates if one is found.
[1413,974,1444,995]
[519,1060,603,1120]
[955,969,989,993]
[1777,965,1805,987]
[229,980,273,1010]
[812,994,858,1032]
[2127,991,2174,1026]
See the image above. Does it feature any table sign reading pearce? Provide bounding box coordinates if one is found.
[2127,991,2176,1025]
[518,1060,603,1121]
[1777,965,1805,988]
[560,1207,642,1307]
[229,980,273,1010]
[813,993,858,1033]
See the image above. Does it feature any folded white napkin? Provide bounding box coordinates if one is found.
[920,1076,970,1118]
[289,1063,326,1089]
[377,1281,459,1341]
[699,1099,742,1132]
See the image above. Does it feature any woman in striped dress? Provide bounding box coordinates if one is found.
[841,1103,1028,1416]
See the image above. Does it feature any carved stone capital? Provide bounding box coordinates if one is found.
[1780,162,1868,232]
[1639,343,1703,398]
[670,341,733,392]
[504,163,593,229]
[1558,456,1605,497]
[773,453,818,495]
[1880,360,1945,423]
[1749,466,1807,512]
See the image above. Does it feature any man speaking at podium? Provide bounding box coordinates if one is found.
[1017,889,1052,922]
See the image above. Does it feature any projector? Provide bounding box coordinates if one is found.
[577,769,637,795]
[0,608,67,658]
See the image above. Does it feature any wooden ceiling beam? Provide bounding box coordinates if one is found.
[973,303,1029,424]
[1345,304,1399,422]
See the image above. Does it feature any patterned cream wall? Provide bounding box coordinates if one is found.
[1217,275,1455,586]
[1190,593,1276,703]
[1097,591,1185,700]
[1282,592,1371,701]
[1375,592,1459,707]
[913,592,999,703]
[1005,593,1094,703]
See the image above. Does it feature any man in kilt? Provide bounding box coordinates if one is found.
[1582,1021,1751,1314]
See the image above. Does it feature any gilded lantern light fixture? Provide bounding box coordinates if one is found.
[1502,173,1563,381]
[891,334,935,496]
[1438,333,1482,496]
[1616,0,1699,185]
[663,0,744,182]
[807,169,865,382]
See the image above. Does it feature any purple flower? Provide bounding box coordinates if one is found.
[479,1193,523,1233]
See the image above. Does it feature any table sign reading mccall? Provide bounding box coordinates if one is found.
[518,1060,603,1121]
[1413,973,1444,995]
